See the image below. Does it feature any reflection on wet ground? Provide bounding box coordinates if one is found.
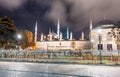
[0,61,120,77]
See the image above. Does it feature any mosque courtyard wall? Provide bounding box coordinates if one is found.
[36,41,91,50]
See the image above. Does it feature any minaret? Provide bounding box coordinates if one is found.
[49,28,51,34]
[60,32,62,41]
[70,32,73,40]
[52,30,54,33]
[34,21,37,42]
[67,27,69,39]
[57,17,60,39]
[89,17,93,41]
[40,33,43,41]
[90,17,93,30]
[81,31,84,40]
[49,33,52,41]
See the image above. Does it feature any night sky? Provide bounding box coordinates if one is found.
[0,0,120,39]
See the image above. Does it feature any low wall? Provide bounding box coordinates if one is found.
[36,41,91,50]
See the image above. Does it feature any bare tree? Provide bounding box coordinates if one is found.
[108,22,120,43]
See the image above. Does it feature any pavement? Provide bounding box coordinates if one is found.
[0,61,120,77]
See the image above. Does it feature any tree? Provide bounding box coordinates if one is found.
[0,16,18,49]
[20,30,33,49]
[108,21,120,43]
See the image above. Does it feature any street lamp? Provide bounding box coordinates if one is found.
[16,34,22,49]
[17,34,22,40]
[46,42,49,58]
[45,43,49,77]
[97,29,102,64]
[97,29,102,44]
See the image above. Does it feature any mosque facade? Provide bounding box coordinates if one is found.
[35,18,120,51]
[90,20,120,51]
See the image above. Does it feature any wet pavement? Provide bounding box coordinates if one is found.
[0,61,120,77]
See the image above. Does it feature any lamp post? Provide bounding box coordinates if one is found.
[97,29,102,64]
[17,34,22,50]
[46,42,50,59]
[91,39,94,63]
[46,42,49,77]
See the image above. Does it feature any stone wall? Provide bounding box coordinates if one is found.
[36,41,90,50]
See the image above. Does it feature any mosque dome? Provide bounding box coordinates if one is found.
[94,20,116,29]
[96,20,115,25]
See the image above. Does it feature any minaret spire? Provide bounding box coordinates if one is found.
[81,31,84,40]
[57,17,60,39]
[34,21,37,42]
[49,28,51,34]
[67,27,69,39]
[60,32,62,41]
[89,16,93,41]
[70,32,73,40]
[90,17,93,30]
[40,33,43,41]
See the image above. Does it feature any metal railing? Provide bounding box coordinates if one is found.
[0,49,120,65]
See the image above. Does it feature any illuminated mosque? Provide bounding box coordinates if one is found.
[34,18,120,51]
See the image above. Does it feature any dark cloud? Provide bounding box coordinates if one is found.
[45,0,67,26]
[44,0,120,31]
[0,0,120,38]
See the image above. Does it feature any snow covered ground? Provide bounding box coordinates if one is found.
[0,61,120,77]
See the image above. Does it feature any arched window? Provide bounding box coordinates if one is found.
[107,44,112,51]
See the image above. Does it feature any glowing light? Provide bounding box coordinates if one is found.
[91,39,94,42]
[17,34,22,39]
[97,29,102,34]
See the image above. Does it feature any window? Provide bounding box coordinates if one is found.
[107,44,112,51]
[98,44,103,50]
[117,44,120,50]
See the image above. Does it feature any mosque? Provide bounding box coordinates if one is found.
[34,18,120,51]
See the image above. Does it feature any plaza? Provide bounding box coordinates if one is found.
[0,61,120,77]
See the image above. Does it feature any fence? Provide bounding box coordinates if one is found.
[0,49,120,65]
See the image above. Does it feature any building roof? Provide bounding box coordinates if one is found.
[96,20,115,25]
[93,20,116,29]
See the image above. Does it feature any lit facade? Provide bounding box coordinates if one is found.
[91,25,117,50]
[36,18,90,50]
[35,18,120,50]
